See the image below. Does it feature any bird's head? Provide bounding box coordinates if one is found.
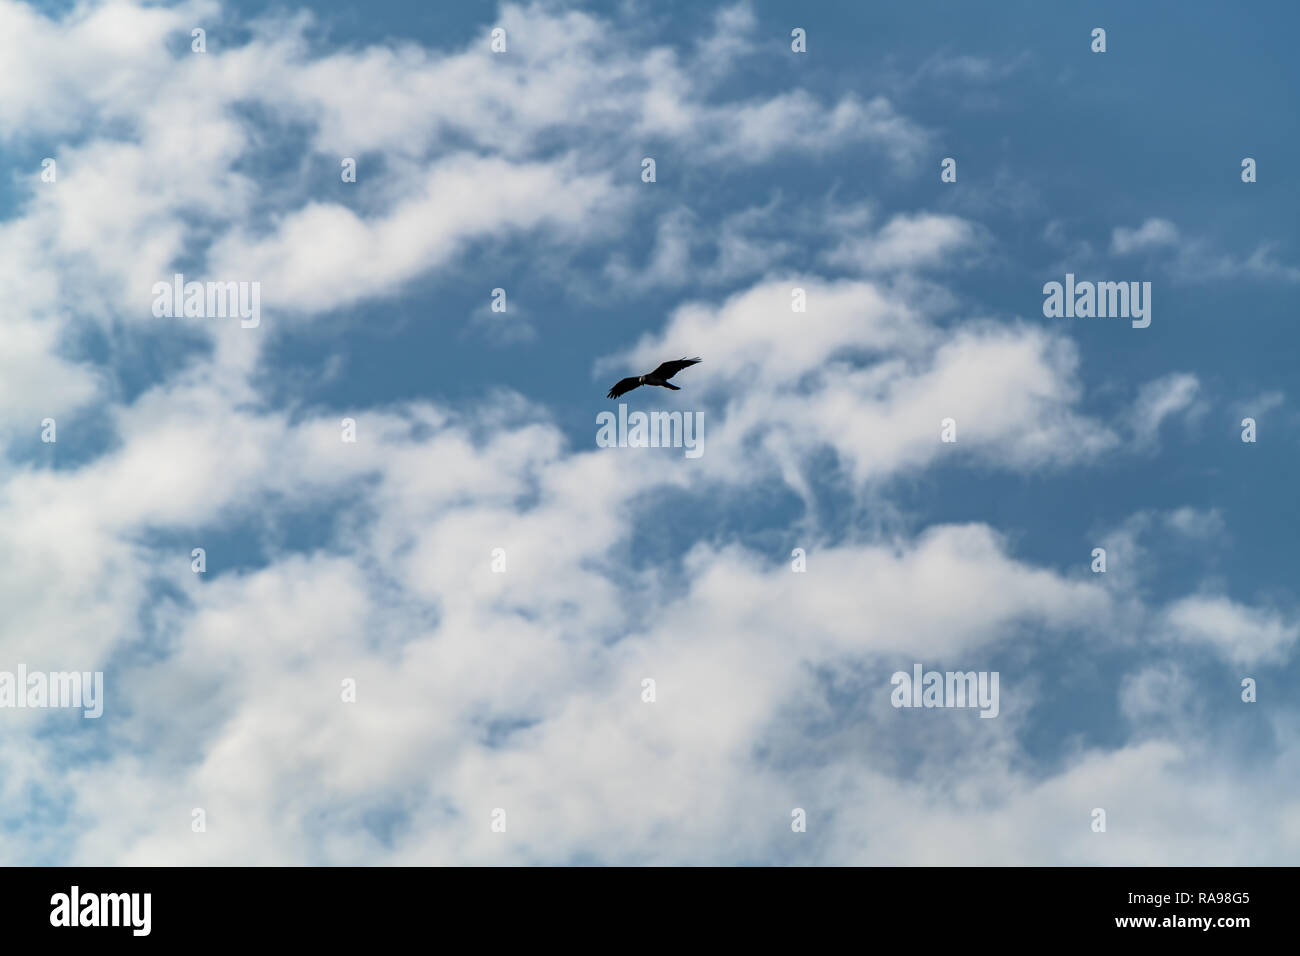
[639,375,645,384]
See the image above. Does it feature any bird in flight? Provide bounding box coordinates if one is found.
[606,357,702,399]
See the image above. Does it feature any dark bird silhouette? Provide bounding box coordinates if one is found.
[607,357,702,399]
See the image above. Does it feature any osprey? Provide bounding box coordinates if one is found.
[606,357,702,399]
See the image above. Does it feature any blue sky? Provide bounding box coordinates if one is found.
[0,0,1297,864]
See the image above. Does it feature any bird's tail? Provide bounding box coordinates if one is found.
[663,382,680,390]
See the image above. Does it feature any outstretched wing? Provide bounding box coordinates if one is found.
[606,377,642,399]
[651,356,702,381]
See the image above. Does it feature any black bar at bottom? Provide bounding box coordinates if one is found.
[1,866,1283,943]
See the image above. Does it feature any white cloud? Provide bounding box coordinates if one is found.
[1129,372,1201,445]
[1164,595,1299,666]
[1110,218,1300,283]
[711,91,927,165]
[210,155,623,314]
[1111,218,1180,255]
[1164,506,1225,539]
[825,212,980,273]
[610,277,1119,486]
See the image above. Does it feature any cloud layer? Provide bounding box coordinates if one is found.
[0,0,1295,866]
